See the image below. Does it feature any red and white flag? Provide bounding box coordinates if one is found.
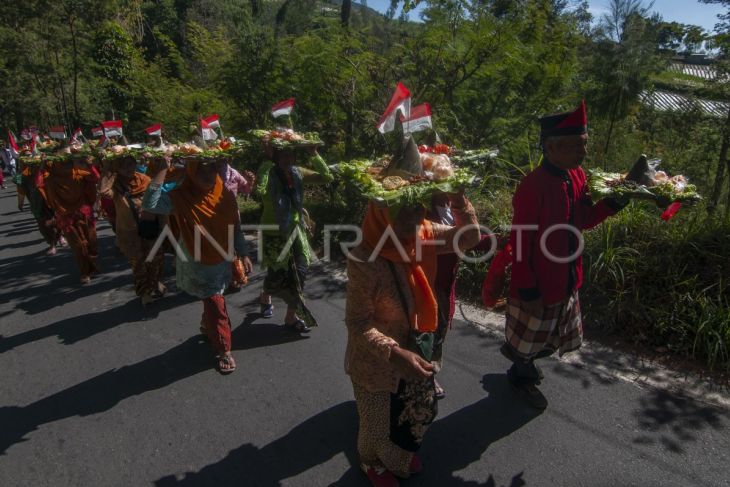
[8,130,20,152]
[70,128,84,144]
[271,98,295,118]
[102,120,124,137]
[401,103,432,134]
[376,82,411,134]
[201,114,220,129]
[145,123,162,137]
[50,125,67,139]
[91,126,104,138]
[200,118,218,141]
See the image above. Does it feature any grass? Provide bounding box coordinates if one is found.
[581,203,730,370]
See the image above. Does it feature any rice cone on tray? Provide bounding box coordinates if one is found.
[383,136,424,180]
[333,136,475,217]
[588,154,701,208]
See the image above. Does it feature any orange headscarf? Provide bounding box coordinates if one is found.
[44,162,95,215]
[169,160,238,265]
[111,165,151,198]
[109,157,150,197]
[362,202,438,332]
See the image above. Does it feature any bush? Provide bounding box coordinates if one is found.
[582,203,730,370]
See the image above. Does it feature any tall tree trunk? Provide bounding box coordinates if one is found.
[707,107,730,216]
[603,90,622,170]
[345,77,355,158]
[68,15,80,128]
[53,49,70,132]
[725,175,730,222]
[250,0,260,17]
[275,0,292,32]
[341,0,352,28]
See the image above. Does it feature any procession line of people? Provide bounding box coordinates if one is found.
[3,100,629,487]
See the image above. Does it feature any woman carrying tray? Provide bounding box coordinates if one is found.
[40,154,100,284]
[142,155,253,374]
[99,154,166,306]
[344,142,480,486]
[256,136,333,332]
[18,155,65,255]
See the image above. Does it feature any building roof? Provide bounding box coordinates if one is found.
[641,90,729,118]
[668,62,719,80]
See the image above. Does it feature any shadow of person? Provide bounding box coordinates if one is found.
[327,374,538,487]
[0,233,132,315]
[406,373,538,486]
[0,336,212,455]
[0,292,196,353]
[229,313,311,352]
[0,237,45,253]
[154,401,360,487]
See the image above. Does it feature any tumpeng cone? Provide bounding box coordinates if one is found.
[625,154,661,186]
[383,135,423,180]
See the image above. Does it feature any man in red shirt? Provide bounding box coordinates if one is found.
[501,101,628,409]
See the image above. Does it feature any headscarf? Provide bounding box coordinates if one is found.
[44,162,94,215]
[361,202,438,332]
[110,158,150,197]
[169,160,238,265]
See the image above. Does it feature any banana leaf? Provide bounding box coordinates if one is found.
[587,168,701,207]
[333,159,475,216]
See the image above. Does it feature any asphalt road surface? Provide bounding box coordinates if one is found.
[0,186,728,487]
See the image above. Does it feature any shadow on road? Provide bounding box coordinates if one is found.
[231,313,311,350]
[633,388,727,454]
[0,292,196,352]
[0,336,211,455]
[0,231,134,315]
[0,302,325,455]
[155,401,360,487]
[153,374,536,487]
[549,344,728,455]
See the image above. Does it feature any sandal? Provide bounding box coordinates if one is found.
[364,466,399,487]
[216,353,236,374]
[260,302,274,318]
[285,318,311,333]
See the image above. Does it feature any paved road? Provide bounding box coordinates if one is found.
[0,186,728,487]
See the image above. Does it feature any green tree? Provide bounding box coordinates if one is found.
[586,0,664,167]
[700,0,730,216]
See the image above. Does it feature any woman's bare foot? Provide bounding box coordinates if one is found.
[46,246,57,256]
[80,275,91,285]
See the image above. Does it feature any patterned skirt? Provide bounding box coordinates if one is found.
[352,378,437,478]
[505,291,583,359]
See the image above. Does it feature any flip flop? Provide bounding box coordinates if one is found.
[284,319,311,333]
[216,354,236,374]
[260,302,274,318]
